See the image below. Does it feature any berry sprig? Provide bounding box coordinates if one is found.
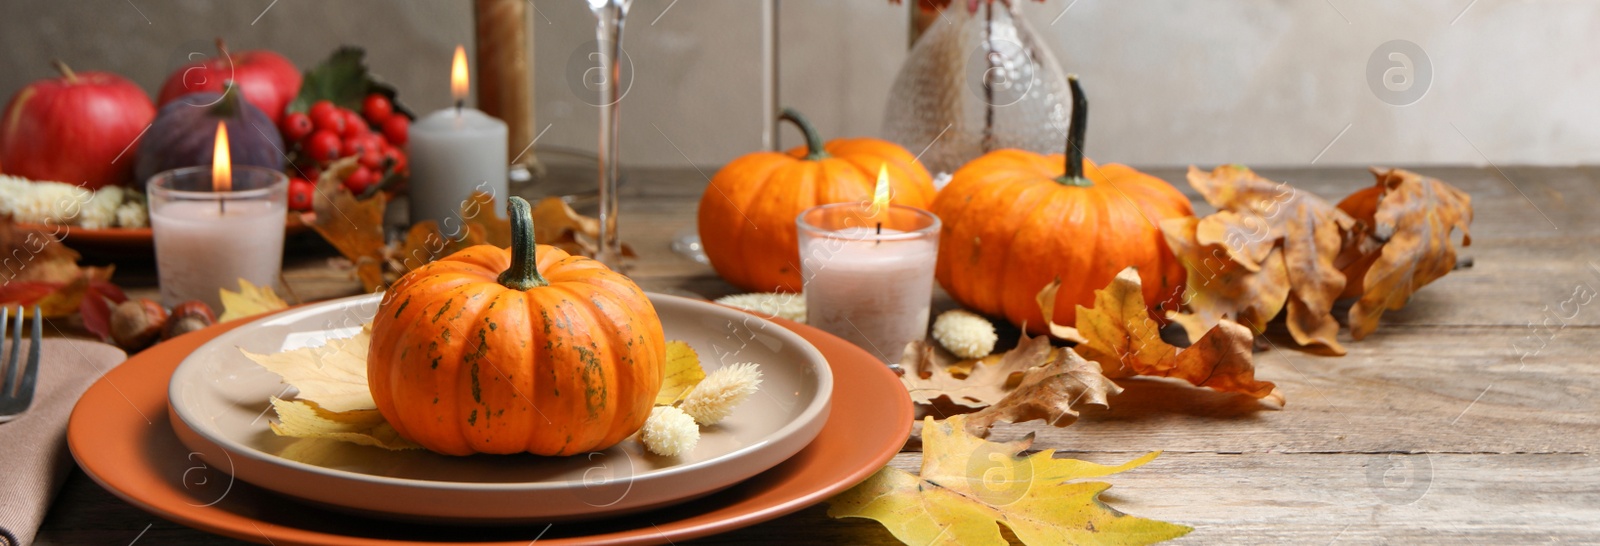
[281,93,409,211]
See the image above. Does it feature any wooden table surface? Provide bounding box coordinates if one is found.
[34,165,1600,544]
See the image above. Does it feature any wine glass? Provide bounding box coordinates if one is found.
[586,0,631,269]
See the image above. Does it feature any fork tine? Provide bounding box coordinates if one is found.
[17,306,41,403]
[0,306,10,397]
[6,306,19,397]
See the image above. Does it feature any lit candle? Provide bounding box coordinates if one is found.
[149,122,288,311]
[798,167,941,362]
[408,45,509,232]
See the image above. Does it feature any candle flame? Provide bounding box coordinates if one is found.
[212,121,231,192]
[450,45,469,102]
[867,163,891,217]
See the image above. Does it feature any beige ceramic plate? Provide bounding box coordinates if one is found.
[167,293,832,524]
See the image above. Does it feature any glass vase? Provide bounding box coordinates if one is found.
[882,1,1071,176]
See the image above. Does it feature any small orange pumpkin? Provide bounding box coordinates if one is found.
[369,196,665,456]
[698,108,937,292]
[932,77,1194,335]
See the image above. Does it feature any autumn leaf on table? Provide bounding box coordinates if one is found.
[1337,167,1473,340]
[899,331,1053,408]
[962,348,1121,436]
[242,327,373,412]
[0,217,120,318]
[829,415,1191,546]
[307,157,387,292]
[1179,165,1356,353]
[218,279,290,323]
[1159,215,1289,338]
[1063,267,1283,405]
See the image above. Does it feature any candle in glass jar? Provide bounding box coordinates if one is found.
[798,204,940,363]
[409,45,508,230]
[149,123,287,310]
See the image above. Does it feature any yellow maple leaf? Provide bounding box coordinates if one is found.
[241,328,374,412]
[218,279,290,323]
[268,397,420,450]
[828,415,1191,546]
[656,340,706,405]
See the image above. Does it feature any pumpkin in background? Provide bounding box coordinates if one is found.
[369,196,665,456]
[134,86,285,186]
[931,76,1193,336]
[698,108,936,292]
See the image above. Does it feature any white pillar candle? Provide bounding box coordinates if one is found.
[408,46,508,232]
[149,165,287,311]
[799,204,941,363]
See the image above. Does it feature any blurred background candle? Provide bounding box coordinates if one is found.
[408,45,508,230]
[798,197,940,363]
[149,122,288,311]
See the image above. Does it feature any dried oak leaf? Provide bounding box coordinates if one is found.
[1071,267,1283,405]
[1159,215,1289,338]
[962,348,1120,436]
[307,157,387,292]
[899,331,1053,408]
[1337,167,1473,340]
[1185,165,1356,353]
[828,414,1191,546]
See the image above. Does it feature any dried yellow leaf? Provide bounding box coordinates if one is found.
[656,340,706,405]
[218,279,290,323]
[241,328,374,412]
[828,415,1191,546]
[268,397,420,450]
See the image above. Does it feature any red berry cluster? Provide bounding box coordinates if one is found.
[280,94,410,211]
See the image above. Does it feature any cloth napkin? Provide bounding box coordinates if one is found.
[0,339,125,546]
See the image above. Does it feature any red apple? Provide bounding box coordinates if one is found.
[157,39,301,125]
[0,60,156,189]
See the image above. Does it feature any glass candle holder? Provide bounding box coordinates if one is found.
[798,203,941,363]
[148,165,288,311]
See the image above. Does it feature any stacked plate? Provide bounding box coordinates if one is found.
[70,293,913,545]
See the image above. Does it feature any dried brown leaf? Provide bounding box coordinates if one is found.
[962,348,1121,436]
[1338,168,1473,340]
[899,332,1052,408]
[307,157,387,292]
[1187,165,1355,353]
[1033,278,1087,343]
[1160,216,1289,337]
[1074,267,1282,403]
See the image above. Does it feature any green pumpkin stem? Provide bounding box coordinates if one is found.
[1057,75,1093,187]
[779,108,830,161]
[498,196,549,290]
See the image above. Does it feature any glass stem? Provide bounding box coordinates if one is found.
[594,0,629,269]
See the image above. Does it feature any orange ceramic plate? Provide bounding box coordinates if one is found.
[67,309,912,546]
[19,215,311,255]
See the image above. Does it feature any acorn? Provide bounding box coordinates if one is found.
[110,299,168,351]
[163,300,216,340]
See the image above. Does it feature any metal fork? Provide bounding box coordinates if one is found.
[0,306,42,423]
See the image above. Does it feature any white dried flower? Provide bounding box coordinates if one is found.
[714,293,805,323]
[932,309,997,359]
[679,363,762,426]
[932,172,955,191]
[78,185,124,229]
[640,406,699,457]
[114,199,148,228]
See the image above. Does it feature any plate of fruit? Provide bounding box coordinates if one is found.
[0,45,408,255]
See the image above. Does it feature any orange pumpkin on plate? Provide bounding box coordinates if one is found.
[369,196,665,456]
[698,108,936,292]
[931,76,1194,335]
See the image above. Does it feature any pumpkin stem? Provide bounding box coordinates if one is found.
[1056,75,1093,187]
[779,108,830,161]
[498,196,550,290]
[51,59,79,83]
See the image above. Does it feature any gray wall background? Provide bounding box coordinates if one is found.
[0,0,1592,169]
